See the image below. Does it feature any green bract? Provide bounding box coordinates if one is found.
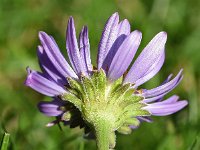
[61,69,150,149]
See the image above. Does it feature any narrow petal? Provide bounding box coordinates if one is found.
[108,30,142,81]
[129,125,139,129]
[143,74,173,103]
[38,99,64,116]
[144,99,188,116]
[124,32,167,84]
[79,26,92,74]
[143,69,183,98]
[133,52,165,87]
[39,32,77,79]
[97,12,119,70]
[37,45,67,85]
[143,93,166,103]
[25,68,67,96]
[137,116,152,123]
[117,19,131,36]
[161,74,173,85]
[102,19,131,70]
[66,17,87,76]
[149,95,179,105]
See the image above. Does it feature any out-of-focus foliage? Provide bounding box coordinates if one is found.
[0,0,199,149]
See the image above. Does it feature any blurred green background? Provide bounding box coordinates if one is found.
[0,0,200,149]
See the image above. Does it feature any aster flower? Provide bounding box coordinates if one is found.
[25,12,188,150]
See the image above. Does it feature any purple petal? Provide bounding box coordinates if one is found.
[124,32,167,84]
[137,116,152,123]
[39,32,77,79]
[143,93,166,103]
[37,45,67,85]
[66,17,87,76]
[25,68,67,96]
[108,30,142,81]
[150,95,179,105]
[133,52,165,87]
[144,95,179,104]
[102,19,131,71]
[161,74,173,85]
[79,26,92,75]
[97,12,119,70]
[129,125,139,129]
[144,97,188,116]
[143,69,183,98]
[143,74,173,103]
[38,99,64,116]
[117,19,131,36]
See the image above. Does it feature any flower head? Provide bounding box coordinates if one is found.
[25,12,188,149]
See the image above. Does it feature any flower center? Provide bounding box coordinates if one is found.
[61,69,150,134]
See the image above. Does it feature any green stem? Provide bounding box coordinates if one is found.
[94,120,112,150]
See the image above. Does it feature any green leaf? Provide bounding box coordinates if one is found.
[79,141,85,150]
[188,135,200,150]
[1,133,10,150]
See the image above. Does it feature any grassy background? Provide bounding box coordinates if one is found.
[0,0,200,149]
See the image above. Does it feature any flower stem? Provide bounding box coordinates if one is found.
[94,120,112,150]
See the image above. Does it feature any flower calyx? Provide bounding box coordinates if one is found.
[61,69,150,149]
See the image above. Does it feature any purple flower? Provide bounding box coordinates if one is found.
[25,12,187,134]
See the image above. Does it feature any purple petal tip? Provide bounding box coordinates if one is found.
[68,16,74,23]
[113,12,119,16]
[38,31,46,38]
[24,67,32,86]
